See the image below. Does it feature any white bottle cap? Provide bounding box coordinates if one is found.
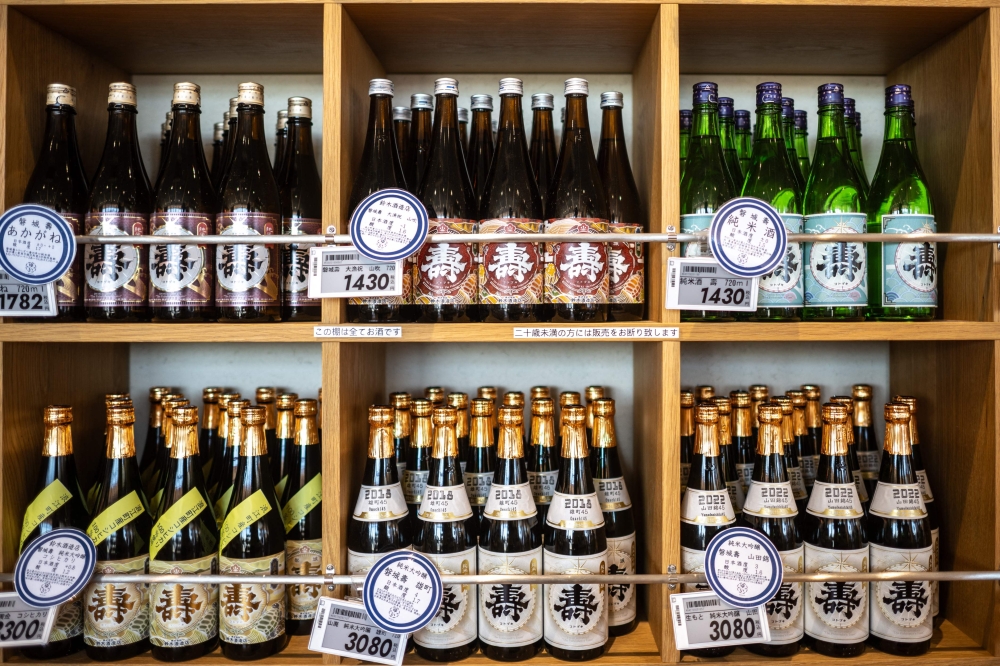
[498,78,523,96]
[276,109,288,130]
[458,107,469,123]
[172,82,200,106]
[107,82,137,106]
[411,93,433,110]
[223,111,231,123]
[531,93,554,110]
[434,78,459,96]
[564,78,589,96]
[287,97,312,119]
[214,122,225,141]
[237,82,264,107]
[46,84,77,107]
[369,79,394,96]
[229,97,239,116]
[600,91,624,108]
[394,106,412,121]
[471,94,493,110]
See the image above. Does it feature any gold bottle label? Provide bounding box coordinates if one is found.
[83,555,150,647]
[285,539,323,620]
[149,555,218,647]
[219,552,285,644]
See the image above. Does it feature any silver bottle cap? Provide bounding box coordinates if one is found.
[276,109,288,130]
[369,79,394,96]
[564,78,589,96]
[498,78,523,96]
[107,82,137,106]
[458,107,469,123]
[46,84,77,107]
[394,106,412,121]
[287,97,312,119]
[531,93,554,110]
[214,122,225,141]
[228,97,239,116]
[471,94,493,110]
[223,111,231,123]
[411,93,433,110]
[434,78,459,96]
[237,82,264,106]
[600,91,623,108]
[172,82,200,106]
[492,120,498,132]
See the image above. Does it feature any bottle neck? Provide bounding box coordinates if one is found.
[393,408,411,438]
[166,104,204,159]
[470,415,492,448]
[202,402,218,430]
[601,106,626,144]
[756,421,784,456]
[150,403,163,429]
[261,401,276,431]
[498,94,527,142]
[531,107,553,141]
[854,399,872,427]
[560,95,593,152]
[781,414,794,447]
[432,424,459,458]
[908,413,920,446]
[560,423,588,458]
[497,423,524,458]
[455,408,469,438]
[680,405,694,437]
[884,106,917,142]
[753,104,783,142]
[805,399,820,429]
[591,414,617,448]
[694,422,719,456]
[295,414,319,446]
[43,423,74,456]
[226,417,244,450]
[234,104,273,166]
[106,423,137,458]
[717,415,731,444]
[530,413,555,448]
[241,424,268,457]
[883,421,912,455]
[691,103,721,138]
[411,415,432,449]
[172,423,199,459]
[102,105,143,171]
[369,95,394,138]
[733,405,752,437]
[822,421,850,456]
[276,408,294,439]
[817,105,846,140]
[368,423,394,459]
[287,117,315,160]
[217,408,230,436]
[41,106,78,162]
[792,406,807,436]
[431,94,462,158]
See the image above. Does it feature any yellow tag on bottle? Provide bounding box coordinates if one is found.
[220,489,272,550]
[86,489,145,545]
[275,475,289,503]
[282,474,322,533]
[149,487,208,559]
[215,485,234,527]
[19,479,73,551]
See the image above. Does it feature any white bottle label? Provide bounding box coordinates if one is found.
[477,546,543,648]
[765,546,805,645]
[869,543,933,642]
[352,483,409,521]
[543,548,608,651]
[402,469,429,504]
[742,481,798,518]
[528,470,559,505]
[483,482,537,520]
[735,462,754,494]
[915,470,935,502]
[347,547,411,598]
[806,481,864,519]
[788,466,808,500]
[414,547,478,649]
[851,469,870,502]
[857,450,881,477]
[680,545,714,594]
[869,482,927,519]
[680,488,736,526]
[594,476,632,511]
[801,455,819,486]
[606,532,636,627]
[726,480,746,513]
[545,491,605,529]
[417,483,473,522]
[804,543,869,643]
[464,471,493,507]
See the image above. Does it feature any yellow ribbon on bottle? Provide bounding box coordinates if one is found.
[19,479,73,551]
[220,489,272,550]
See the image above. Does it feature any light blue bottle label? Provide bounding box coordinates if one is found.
[680,214,714,258]
[803,213,867,307]
[758,214,803,307]
[881,214,937,307]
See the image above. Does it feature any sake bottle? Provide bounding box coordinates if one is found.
[206,391,239,500]
[149,396,191,514]
[843,98,870,194]
[801,385,823,490]
[749,384,769,440]
[584,385,604,445]
[257,386,278,455]
[830,395,871,515]
[408,94,434,193]
[774,396,808,522]
[449,392,471,470]
[465,398,496,534]
[714,396,745,513]
[458,107,469,155]
[788,390,817,492]
[529,93,559,210]
[273,110,288,177]
[199,387,222,481]
[467,94,495,204]
[393,106,412,181]
[852,384,881,498]
[780,97,806,193]
[718,96,744,187]
[402,399,433,536]
[730,390,755,496]
[734,109,752,176]
[679,109,692,177]
[213,399,249,527]
[271,393,298,502]
[140,387,171,491]
[853,110,870,187]
[793,110,811,183]
[679,390,695,495]
[210,122,226,189]
[390,392,412,479]
[526,397,559,529]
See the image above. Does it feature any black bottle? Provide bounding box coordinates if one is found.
[802,385,823,492]
[465,398,495,534]
[210,122,226,189]
[211,399,249,529]
[402,399,433,537]
[852,384,881,499]
[831,395,871,515]
[139,387,170,494]
[408,94,433,194]
[390,392,412,479]
[679,390,694,496]
[393,106,412,181]
[199,387,223,482]
[713,397,745,514]
[270,392,298,504]
[775,396,809,522]
[448,392,471,472]
[730,390,755,499]
[529,93,558,211]
[467,94,495,205]
[527,397,558,529]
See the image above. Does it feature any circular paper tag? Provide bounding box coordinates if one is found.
[0,205,77,285]
[349,188,429,262]
[363,550,443,634]
[708,197,787,278]
[704,527,783,609]
[15,528,96,608]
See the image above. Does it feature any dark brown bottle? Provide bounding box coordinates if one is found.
[584,385,604,444]
[730,390,755,498]
[149,396,191,515]
[597,92,645,321]
[714,396,746,514]
[199,386,222,481]
[801,385,823,492]
[347,79,411,324]
[402,398,433,536]
[23,83,88,321]
[157,112,172,186]
[216,99,238,194]
[679,390,694,495]
[150,82,218,322]
[139,386,171,492]
[280,97,322,321]
[529,93,558,211]
[212,398,249,527]
[271,392,298,501]
[273,109,288,177]
[210,122,226,190]
[393,106,412,184]
[216,83,281,322]
[465,398,495,534]
[458,107,470,155]
[788,390,816,493]
[414,78,477,323]
[467,94,495,205]
[408,94,433,193]
[527,397,558,529]
[830,395,871,515]
[206,391,239,500]
[852,384,881,499]
[546,78,610,322]
[85,82,153,322]
[479,385,500,443]
[448,392,471,472]
[390,392,412,479]
[774,395,808,524]
[479,78,545,323]
[257,386,278,455]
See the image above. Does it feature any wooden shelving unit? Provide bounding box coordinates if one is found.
[0,1,997,665]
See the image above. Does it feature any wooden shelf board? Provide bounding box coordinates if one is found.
[8,635,318,664]
[0,323,321,343]
[678,321,999,342]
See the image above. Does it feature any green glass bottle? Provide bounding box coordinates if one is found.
[843,98,870,195]
[742,82,803,321]
[802,83,868,321]
[856,110,872,177]
[866,85,936,320]
[793,110,810,183]
[718,97,743,189]
[735,110,752,176]
[679,109,692,178]
[679,82,735,323]
[780,97,806,193]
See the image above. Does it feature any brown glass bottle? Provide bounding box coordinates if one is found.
[598,92,645,321]
[830,395,871,515]
[852,384,881,499]
[273,109,288,177]
[390,392,412,479]
[749,384,769,441]
[393,106,412,186]
[271,392,298,501]
[200,386,222,480]
[546,78,610,322]
[280,97,322,321]
[211,122,226,190]
[479,386,500,443]
[206,391,239,499]
[458,107,470,155]
[479,78,545,323]
[714,396,746,514]
[584,385,604,444]
[448,392,470,470]
[212,398,249,526]
[408,94,434,193]
[402,399,433,536]
[24,84,88,321]
[149,396,191,515]
[139,386,170,491]
[258,386,278,455]
[414,78,478,323]
[85,83,153,322]
[465,398,495,534]
[216,99,238,194]
[679,390,694,495]
[526,397,558,530]
[529,93,558,211]
[467,94,495,206]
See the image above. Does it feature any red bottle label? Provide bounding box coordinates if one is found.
[214,212,280,307]
[544,218,609,304]
[608,223,644,304]
[148,212,213,307]
[413,219,477,305]
[282,216,322,307]
[83,212,148,307]
[478,219,543,304]
[55,213,82,309]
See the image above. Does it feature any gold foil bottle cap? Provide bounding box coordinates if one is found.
[894,395,917,413]
[822,403,849,423]
[758,404,782,424]
[802,385,821,400]
[202,387,222,403]
[294,398,318,417]
[559,391,581,408]
[694,403,720,456]
[471,398,492,416]
[108,82,137,106]
[531,386,550,400]
[369,405,393,426]
[106,393,131,405]
[532,397,554,415]
[820,404,850,456]
[563,405,585,425]
[680,390,694,408]
[730,390,750,407]
[220,391,241,407]
[695,385,715,403]
[771,396,792,415]
[852,384,872,400]
[150,387,172,402]
[498,405,522,426]
[412,398,433,417]
[107,406,135,425]
[478,386,497,400]
[433,407,457,427]
[585,386,605,401]
[277,393,299,409]
[228,398,250,418]
[447,393,468,409]
[173,405,198,426]
[885,402,910,422]
[749,385,769,400]
[425,386,445,404]
[695,403,719,424]
[44,405,73,425]
[593,398,615,417]
[256,387,276,404]
[242,405,265,426]
[390,392,412,409]
[503,391,525,408]
[830,395,854,410]
[787,389,805,407]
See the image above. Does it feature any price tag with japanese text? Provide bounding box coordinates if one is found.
[308,597,406,666]
[308,246,402,299]
[670,591,769,650]
[0,271,56,317]
[349,188,429,262]
[708,197,787,278]
[0,592,56,648]
[666,257,758,312]
[704,527,782,609]
[14,528,96,608]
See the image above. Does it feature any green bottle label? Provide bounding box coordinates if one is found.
[758,214,803,307]
[881,214,937,307]
[803,213,867,307]
[680,214,714,258]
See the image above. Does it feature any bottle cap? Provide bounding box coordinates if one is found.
[214,122,225,141]
[237,82,264,106]
[885,402,910,422]
[679,390,694,407]
[44,405,73,425]
[447,393,469,409]
[735,109,750,129]
[369,79,394,96]
[471,94,493,110]
[432,407,457,427]
[498,405,523,426]
[771,395,792,415]
[563,405,585,424]
[680,109,692,130]
[503,391,525,408]
[695,403,719,424]
[531,386,550,400]
[559,391,581,408]
[787,389,805,407]
[713,396,731,415]
[390,392,412,409]
[593,398,615,417]
[756,82,782,106]
[585,386,604,401]
[843,97,857,119]
[288,96,312,119]
[498,78,523,96]
[758,403,782,423]
[369,405,393,425]
[478,386,497,399]
[852,384,872,400]
[822,403,849,423]
[531,93,554,110]
[718,96,734,117]
[394,106,412,121]
[223,111,230,123]
[600,91,623,108]
[276,109,288,131]
[564,78,589,96]
[107,405,135,425]
[692,82,718,105]
[228,399,249,418]
[256,387,276,403]
[412,398,433,417]
[173,405,198,426]
[242,405,265,426]
[277,393,298,409]
[885,83,911,108]
[696,385,715,403]
[794,109,807,129]
[458,107,469,123]
[108,82,137,106]
[802,384,821,400]
[730,390,750,407]
[46,84,77,107]
[411,93,433,109]
[434,77,459,96]
[295,399,318,417]
[229,97,239,116]
[151,387,173,402]
[471,398,492,416]
[532,397,553,415]
[780,96,795,118]
[172,82,200,106]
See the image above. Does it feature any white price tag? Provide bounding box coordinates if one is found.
[670,591,769,650]
[708,197,787,278]
[666,257,758,312]
[0,272,56,317]
[0,592,56,647]
[308,245,402,299]
[308,597,406,666]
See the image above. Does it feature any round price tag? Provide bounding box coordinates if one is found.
[349,188,429,262]
[362,550,442,634]
[15,528,96,608]
[708,197,787,278]
[704,527,782,609]
[0,205,77,285]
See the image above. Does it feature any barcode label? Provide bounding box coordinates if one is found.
[670,591,769,650]
[685,598,722,609]
[308,245,402,299]
[328,253,360,262]
[666,257,758,313]
[684,265,718,274]
[307,597,405,666]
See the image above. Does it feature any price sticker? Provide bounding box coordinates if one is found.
[308,245,402,299]
[704,527,782,609]
[0,592,56,647]
[362,550,442,635]
[666,257,758,312]
[670,591,769,650]
[349,188,429,262]
[0,271,56,317]
[708,197,787,278]
[308,597,406,666]
[0,205,77,285]
[14,528,96,609]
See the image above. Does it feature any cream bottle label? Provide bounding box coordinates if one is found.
[417,483,473,522]
[543,549,608,650]
[483,482,537,520]
[742,481,798,518]
[545,491,605,529]
[869,543,933,642]
[84,555,150,647]
[594,476,632,511]
[286,539,323,620]
[353,483,409,521]
[804,543,868,643]
[806,481,864,518]
[788,466,809,500]
[680,488,736,526]
[414,547,478,649]
[527,470,558,504]
[607,532,636,627]
[765,546,805,645]
[402,469,429,504]
[219,552,285,644]
[464,471,493,507]
[869,482,927,519]
[149,555,218,647]
[477,546,543,648]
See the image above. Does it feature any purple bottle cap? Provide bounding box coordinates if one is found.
[718,97,734,118]
[843,97,857,119]
[693,82,718,105]
[780,97,795,119]
[680,109,692,130]
[794,110,807,130]
[886,84,911,108]
[756,82,782,106]
[817,82,844,107]
[735,110,750,129]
